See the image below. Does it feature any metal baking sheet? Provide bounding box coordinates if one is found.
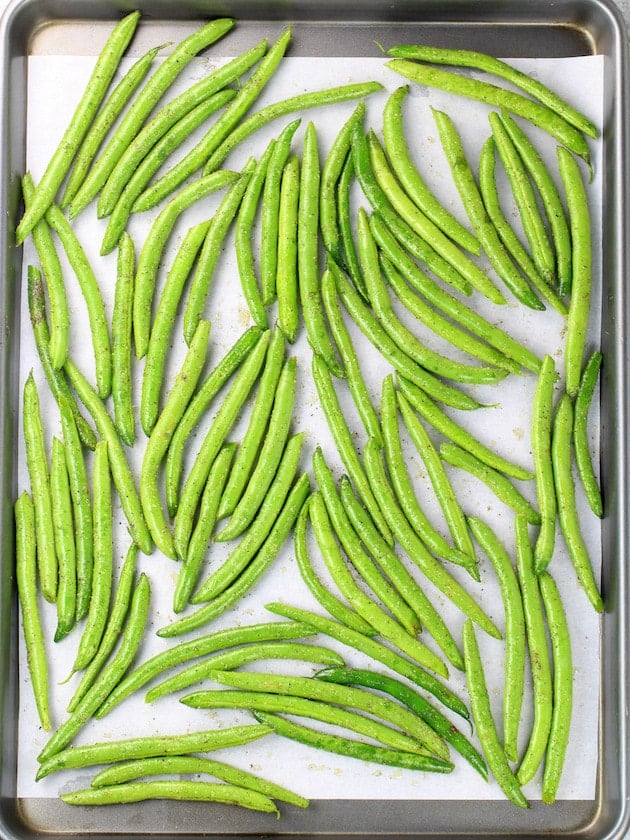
[0,1,628,838]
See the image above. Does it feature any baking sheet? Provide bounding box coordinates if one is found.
[14,40,603,810]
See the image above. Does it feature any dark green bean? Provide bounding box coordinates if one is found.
[276,155,300,343]
[573,350,603,518]
[112,231,135,446]
[532,354,557,573]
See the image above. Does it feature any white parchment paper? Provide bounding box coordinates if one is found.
[17,47,603,805]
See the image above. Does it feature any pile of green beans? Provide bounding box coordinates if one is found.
[14,10,603,819]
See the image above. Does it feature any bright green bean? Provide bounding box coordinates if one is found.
[337,151,368,299]
[276,155,301,343]
[50,437,76,641]
[573,350,603,517]
[112,231,135,446]
[532,354,558,572]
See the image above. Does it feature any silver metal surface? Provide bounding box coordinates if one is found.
[0,1,628,837]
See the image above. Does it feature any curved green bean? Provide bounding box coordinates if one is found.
[50,437,76,641]
[112,231,135,446]
[337,151,368,299]
[532,354,558,572]
[573,350,603,518]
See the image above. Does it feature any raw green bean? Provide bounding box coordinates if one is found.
[539,570,573,805]
[67,543,138,713]
[440,442,541,525]
[50,437,76,641]
[72,440,113,672]
[217,328,285,520]
[514,513,553,786]
[141,320,211,559]
[133,169,238,360]
[193,433,304,601]
[61,43,162,208]
[23,371,57,603]
[67,18,236,218]
[265,602,469,719]
[253,711,453,773]
[275,155,300,343]
[551,393,603,611]
[15,11,141,243]
[65,359,152,555]
[161,472,310,637]
[467,516,525,764]
[165,326,264,519]
[174,443,236,613]
[573,350,603,517]
[462,619,529,809]
[387,58,592,167]
[431,108,544,311]
[112,231,135,446]
[381,85,480,254]
[363,436,501,639]
[532,354,558,572]
[183,161,255,346]
[38,572,151,763]
[134,28,292,213]
[398,376,534,481]
[215,356,296,543]
[337,151,368,299]
[141,221,210,436]
[15,491,50,730]
[36,725,271,781]
[61,780,278,813]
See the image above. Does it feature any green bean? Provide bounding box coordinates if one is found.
[532,354,558,572]
[23,371,57,603]
[398,376,534,481]
[217,329,285,520]
[67,18,236,219]
[67,543,138,713]
[311,353,393,543]
[330,258,483,411]
[161,473,311,637]
[72,440,113,672]
[499,111,573,297]
[36,725,271,781]
[193,433,304,602]
[97,39,268,219]
[100,89,237,256]
[50,437,76,641]
[275,155,301,343]
[112,231,135,446]
[573,350,603,517]
[380,374,472,569]
[370,211,542,374]
[22,177,69,370]
[467,516,525,764]
[337,151,368,299]
[294,498,376,636]
[260,119,301,307]
[65,359,152,554]
[387,58,592,168]
[539,570,573,805]
[431,108,545,311]
[189,670,449,759]
[174,443,236,613]
[15,11,141,243]
[141,320,211,559]
[320,268,381,443]
[316,666,486,778]
[253,711,453,773]
[38,572,151,763]
[462,619,529,809]
[146,641,345,703]
[265,601,469,720]
[61,43,162,208]
[141,221,210,436]
[388,44,598,139]
[183,161,255,346]
[90,755,309,808]
[15,491,50,730]
[381,85,480,254]
[234,138,276,329]
[61,780,279,813]
[357,207,505,385]
[133,169,238,360]
[440,442,541,526]
[44,196,112,399]
[368,130,504,304]
[551,393,603,611]
[26,267,96,450]
[363,436,501,639]
[165,326,263,519]
[134,28,292,213]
